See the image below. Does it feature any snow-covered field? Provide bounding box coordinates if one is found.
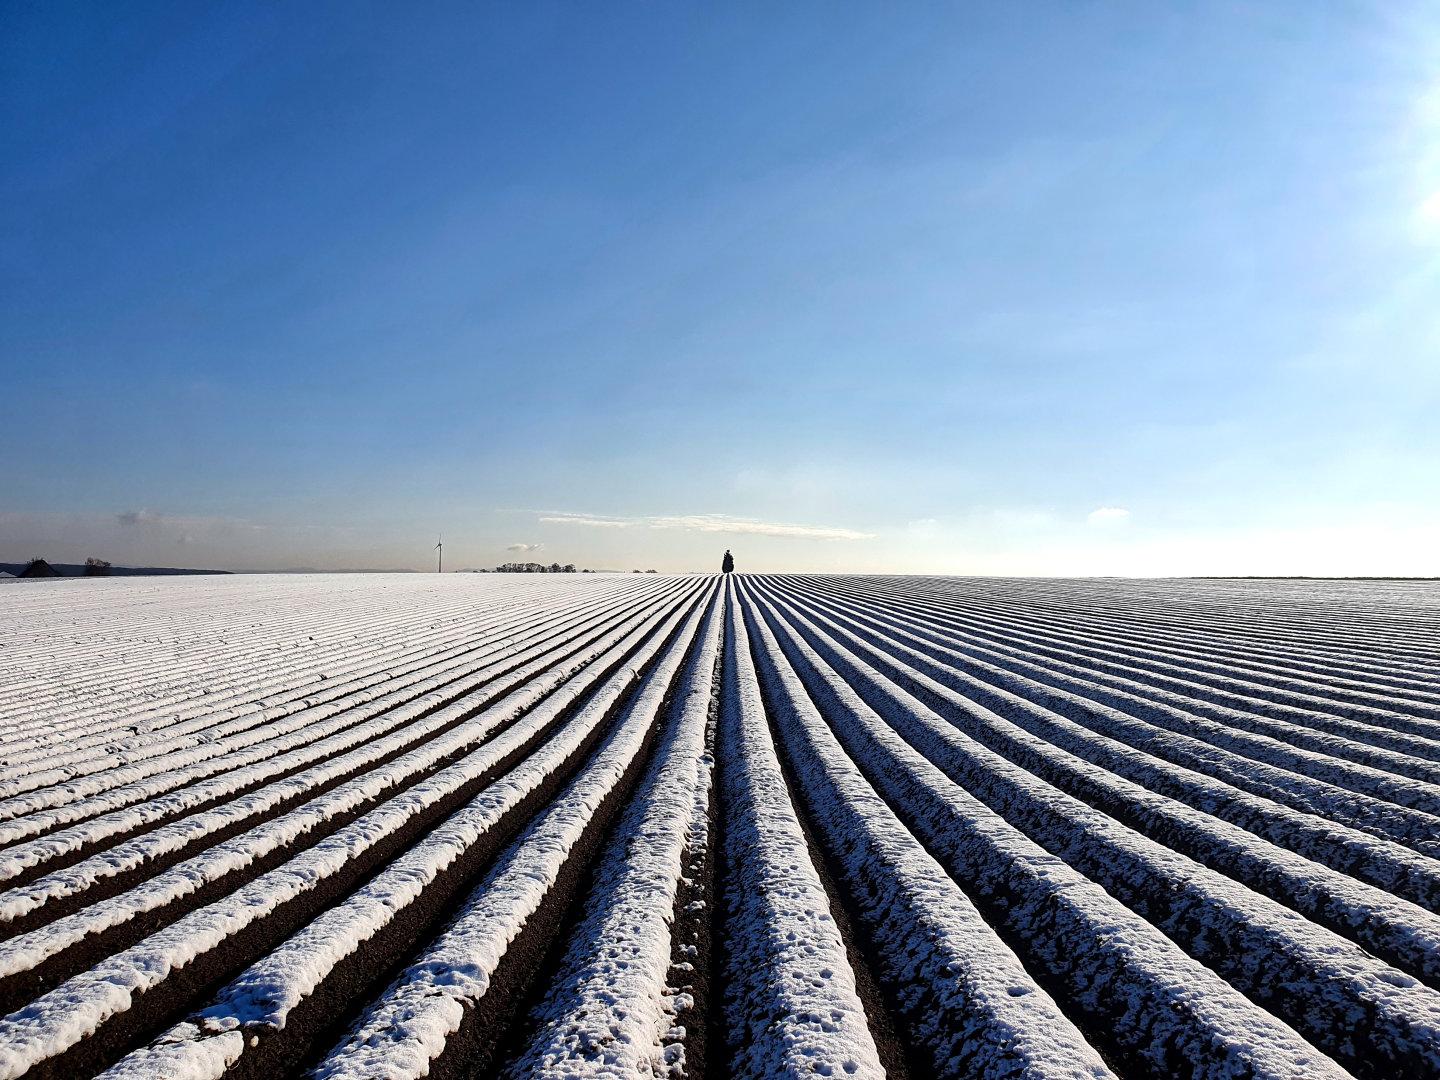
[2,573,1439,1079]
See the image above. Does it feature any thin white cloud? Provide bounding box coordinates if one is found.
[648,514,874,540]
[1087,506,1132,525]
[506,542,544,552]
[538,513,634,529]
[537,510,873,541]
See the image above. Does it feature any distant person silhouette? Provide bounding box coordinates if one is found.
[721,549,734,575]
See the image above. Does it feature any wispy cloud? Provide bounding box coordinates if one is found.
[1087,506,1132,525]
[538,512,633,529]
[506,542,544,552]
[116,509,161,526]
[536,510,874,541]
[652,514,874,540]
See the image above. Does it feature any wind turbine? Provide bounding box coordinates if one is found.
[435,536,443,574]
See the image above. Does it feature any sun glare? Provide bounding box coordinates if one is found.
[1417,189,1440,228]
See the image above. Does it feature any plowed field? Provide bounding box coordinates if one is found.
[3,573,1439,1079]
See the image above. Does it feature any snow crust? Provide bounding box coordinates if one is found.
[496,584,724,1078]
[716,584,887,1079]
[307,587,716,1079]
[0,579,705,1079]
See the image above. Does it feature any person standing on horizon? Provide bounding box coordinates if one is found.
[721,550,734,575]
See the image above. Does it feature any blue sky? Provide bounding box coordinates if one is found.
[3,2,1438,574]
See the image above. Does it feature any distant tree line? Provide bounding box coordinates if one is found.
[491,561,579,574]
[5,556,225,578]
[13,556,109,578]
